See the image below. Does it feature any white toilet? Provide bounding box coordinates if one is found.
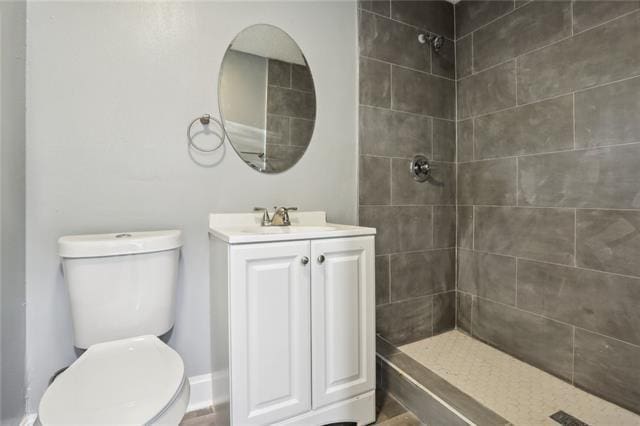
[38,230,190,425]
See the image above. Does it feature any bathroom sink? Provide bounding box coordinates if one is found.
[239,225,338,234]
[209,211,375,244]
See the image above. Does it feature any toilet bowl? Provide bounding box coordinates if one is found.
[38,335,190,425]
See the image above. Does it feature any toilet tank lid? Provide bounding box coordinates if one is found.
[58,230,182,258]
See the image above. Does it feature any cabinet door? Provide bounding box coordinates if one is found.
[311,236,375,408]
[229,241,311,425]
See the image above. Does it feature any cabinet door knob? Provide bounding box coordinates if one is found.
[318,255,325,264]
[301,256,309,265]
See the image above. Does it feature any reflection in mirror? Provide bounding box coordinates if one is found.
[219,24,316,173]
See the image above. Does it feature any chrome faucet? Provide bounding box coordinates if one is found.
[254,206,298,226]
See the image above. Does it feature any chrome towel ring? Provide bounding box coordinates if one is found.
[187,114,225,153]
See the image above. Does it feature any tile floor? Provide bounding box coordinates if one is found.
[180,390,420,425]
[400,330,640,426]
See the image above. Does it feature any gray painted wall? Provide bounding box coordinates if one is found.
[357,1,457,346]
[455,0,640,413]
[25,1,357,412]
[0,0,26,423]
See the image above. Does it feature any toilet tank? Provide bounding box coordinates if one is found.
[58,230,183,349]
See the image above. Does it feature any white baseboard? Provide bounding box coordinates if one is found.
[20,371,227,425]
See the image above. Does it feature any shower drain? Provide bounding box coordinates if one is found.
[550,410,589,426]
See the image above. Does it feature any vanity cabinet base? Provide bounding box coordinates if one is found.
[274,390,375,426]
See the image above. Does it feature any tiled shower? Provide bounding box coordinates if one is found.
[359,0,640,418]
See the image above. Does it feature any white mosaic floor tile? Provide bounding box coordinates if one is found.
[400,331,640,426]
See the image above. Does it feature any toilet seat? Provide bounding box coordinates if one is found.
[38,335,189,425]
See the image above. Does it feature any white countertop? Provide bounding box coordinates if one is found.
[209,211,376,244]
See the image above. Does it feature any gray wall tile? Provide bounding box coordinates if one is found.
[473,1,571,71]
[458,61,516,119]
[577,209,640,278]
[359,106,431,157]
[456,34,473,79]
[376,297,433,345]
[390,249,455,301]
[572,0,640,34]
[475,206,575,264]
[433,119,456,162]
[472,297,574,381]
[455,0,514,39]
[360,57,391,108]
[268,59,290,87]
[458,249,516,305]
[291,64,314,92]
[574,329,640,413]
[458,158,517,205]
[456,292,472,334]
[360,0,390,17]
[376,255,390,306]
[517,259,640,346]
[392,66,456,119]
[575,76,640,148]
[360,11,431,72]
[434,291,456,334]
[457,119,474,162]
[360,205,434,255]
[457,206,473,249]
[267,86,315,119]
[517,11,640,103]
[391,0,454,40]
[290,118,314,147]
[434,205,456,248]
[474,95,573,159]
[392,159,456,205]
[359,155,391,205]
[518,144,640,209]
[266,115,289,145]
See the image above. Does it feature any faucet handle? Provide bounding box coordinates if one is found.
[253,207,271,226]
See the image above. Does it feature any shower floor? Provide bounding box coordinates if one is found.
[399,331,640,425]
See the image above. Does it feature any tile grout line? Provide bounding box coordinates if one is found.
[456,1,516,42]
[571,326,576,385]
[361,103,456,122]
[574,209,577,267]
[360,7,456,44]
[360,54,455,82]
[572,92,576,150]
[514,257,518,307]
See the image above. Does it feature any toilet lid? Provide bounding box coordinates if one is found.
[39,335,185,425]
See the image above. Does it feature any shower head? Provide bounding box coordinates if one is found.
[418,33,444,52]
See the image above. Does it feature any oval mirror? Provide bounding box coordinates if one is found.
[219,24,316,173]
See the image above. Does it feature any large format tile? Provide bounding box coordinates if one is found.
[574,329,640,414]
[474,95,573,159]
[455,0,514,39]
[455,35,472,79]
[572,0,640,34]
[391,159,455,205]
[456,292,473,334]
[456,119,474,162]
[376,297,432,345]
[473,1,571,71]
[375,255,390,306]
[392,66,455,119]
[391,0,454,40]
[359,106,431,157]
[267,86,315,119]
[457,61,516,119]
[517,11,640,103]
[360,155,391,205]
[456,206,473,249]
[390,249,455,301]
[431,38,456,80]
[518,259,640,345]
[472,298,574,381]
[360,205,433,255]
[433,291,456,334]
[433,205,456,248]
[458,158,517,205]
[474,206,574,264]
[266,114,289,145]
[359,0,390,17]
[268,59,290,87]
[433,119,456,162]
[575,76,640,148]
[289,118,314,147]
[360,11,430,72]
[518,143,640,209]
[458,249,516,305]
[360,57,391,108]
[577,209,640,278]
[291,64,314,92]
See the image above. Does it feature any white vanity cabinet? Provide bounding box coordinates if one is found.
[209,212,376,426]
